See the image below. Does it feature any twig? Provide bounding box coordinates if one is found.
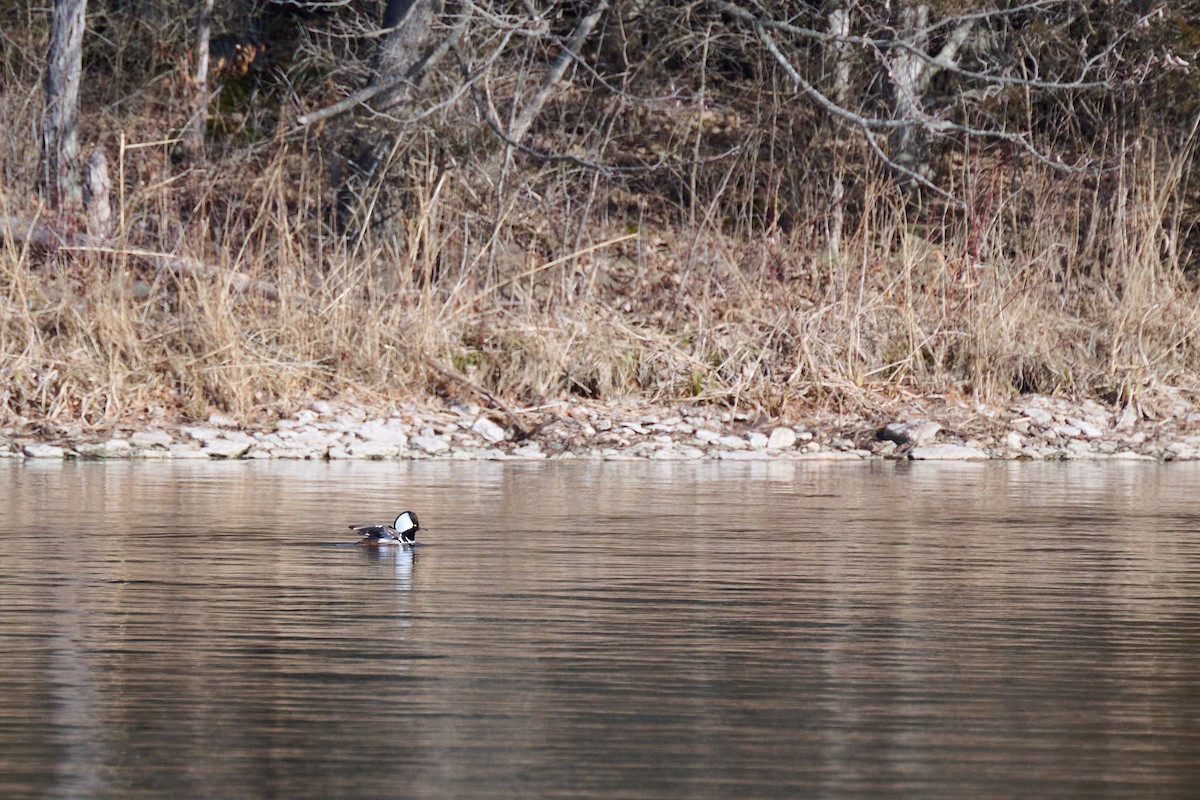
[463,232,638,309]
[427,360,532,440]
[295,16,465,128]
[0,216,283,301]
[507,0,609,145]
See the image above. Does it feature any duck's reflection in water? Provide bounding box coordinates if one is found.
[360,544,416,593]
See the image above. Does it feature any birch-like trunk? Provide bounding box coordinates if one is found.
[187,0,215,154]
[42,0,88,210]
[886,3,974,188]
[887,3,931,184]
[826,6,851,253]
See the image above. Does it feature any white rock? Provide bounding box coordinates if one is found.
[1018,406,1054,425]
[880,420,941,446]
[96,439,132,458]
[207,413,238,428]
[181,426,222,443]
[295,409,319,426]
[202,439,250,458]
[73,442,105,458]
[167,444,209,459]
[275,448,316,460]
[412,435,450,454]
[1067,417,1104,438]
[767,427,797,450]
[746,431,770,450]
[472,416,507,444]
[511,442,546,459]
[718,450,769,460]
[1004,431,1024,450]
[292,429,334,447]
[909,443,988,461]
[311,400,333,416]
[1054,423,1082,438]
[349,441,400,459]
[1167,442,1197,459]
[357,420,409,446]
[24,443,65,458]
[716,435,747,450]
[694,429,721,444]
[794,451,861,461]
[1115,404,1139,431]
[1066,440,1096,458]
[130,429,174,448]
[594,419,613,431]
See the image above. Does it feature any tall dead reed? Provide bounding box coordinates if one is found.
[2,6,1199,427]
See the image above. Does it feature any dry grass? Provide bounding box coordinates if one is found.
[3,10,1200,429]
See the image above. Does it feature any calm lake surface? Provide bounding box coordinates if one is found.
[2,460,1199,799]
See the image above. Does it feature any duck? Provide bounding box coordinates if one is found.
[351,510,425,546]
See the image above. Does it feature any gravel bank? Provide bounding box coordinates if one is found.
[3,394,1199,463]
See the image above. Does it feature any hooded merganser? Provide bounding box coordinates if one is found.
[351,510,425,546]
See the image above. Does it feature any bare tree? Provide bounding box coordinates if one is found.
[710,0,1131,202]
[42,0,88,210]
[372,0,439,110]
[187,0,216,154]
[884,2,975,186]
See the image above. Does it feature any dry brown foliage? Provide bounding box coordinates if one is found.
[2,3,1200,427]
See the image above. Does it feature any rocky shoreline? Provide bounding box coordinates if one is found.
[3,394,1200,463]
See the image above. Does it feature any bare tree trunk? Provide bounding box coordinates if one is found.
[826,5,851,253]
[42,0,88,210]
[83,147,111,237]
[886,2,973,188]
[334,0,437,235]
[187,0,215,154]
[372,0,437,111]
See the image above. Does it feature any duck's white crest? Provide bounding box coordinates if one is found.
[393,511,419,534]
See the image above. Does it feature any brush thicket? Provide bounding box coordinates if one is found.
[2,7,1199,427]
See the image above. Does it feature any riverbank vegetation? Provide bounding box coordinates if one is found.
[3,1,1200,427]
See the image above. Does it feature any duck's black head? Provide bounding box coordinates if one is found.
[392,510,425,543]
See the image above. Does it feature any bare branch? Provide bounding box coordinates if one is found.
[0,217,284,302]
[709,0,1113,91]
[295,17,465,128]
[507,0,609,146]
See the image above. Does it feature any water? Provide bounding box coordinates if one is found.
[2,460,1199,799]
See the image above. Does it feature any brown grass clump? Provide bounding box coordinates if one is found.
[3,6,1200,429]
